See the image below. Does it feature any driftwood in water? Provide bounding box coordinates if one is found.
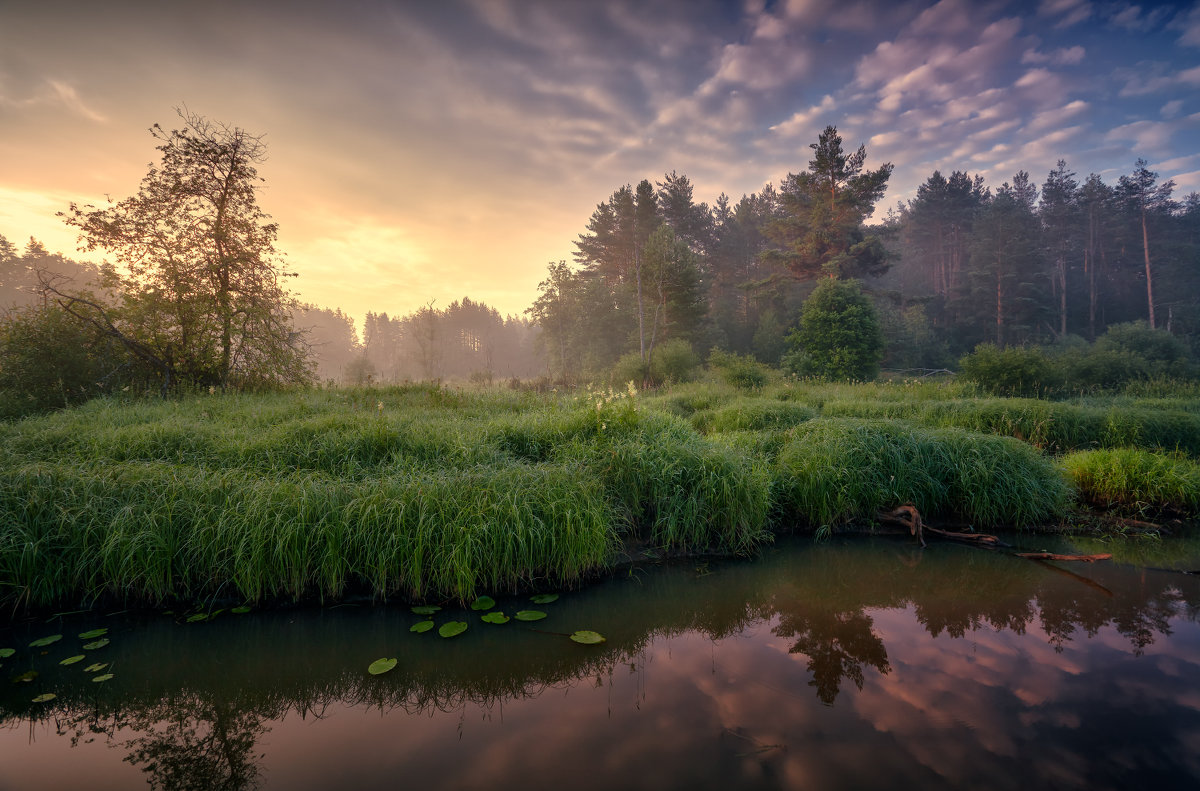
[1014,552,1113,562]
[877,505,1005,548]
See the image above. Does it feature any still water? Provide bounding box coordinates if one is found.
[2,532,1199,790]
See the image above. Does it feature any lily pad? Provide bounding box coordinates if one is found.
[410,620,435,633]
[83,639,110,650]
[368,658,398,675]
[92,674,114,683]
[60,655,86,666]
[0,648,13,659]
[480,612,510,624]
[29,635,62,648]
[231,606,252,614]
[411,605,441,615]
[530,594,559,604]
[470,595,496,611]
[186,613,208,623]
[514,610,547,622]
[438,621,468,638]
[78,628,108,640]
[12,670,38,683]
[570,630,606,645]
[32,693,56,703]
[84,663,109,673]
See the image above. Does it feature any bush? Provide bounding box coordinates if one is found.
[0,304,133,419]
[958,343,1058,396]
[783,279,883,381]
[611,339,701,388]
[708,349,770,390]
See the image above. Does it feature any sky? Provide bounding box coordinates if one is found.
[2,0,1198,329]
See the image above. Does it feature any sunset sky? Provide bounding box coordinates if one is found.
[2,0,1198,328]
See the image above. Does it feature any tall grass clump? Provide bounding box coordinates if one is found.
[1063,449,1200,515]
[690,399,818,434]
[0,460,617,608]
[774,419,1071,528]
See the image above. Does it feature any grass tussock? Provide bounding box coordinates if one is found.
[1062,448,1200,514]
[774,419,1072,527]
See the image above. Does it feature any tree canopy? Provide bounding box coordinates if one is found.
[57,110,310,391]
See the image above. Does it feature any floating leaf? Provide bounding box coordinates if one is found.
[438,621,468,638]
[411,605,441,615]
[208,609,225,619]
[32,693,56,703]
[60,655,86,666]
[92,674,114,683]
[84,663,108,673]
[570,630,606,645]
[186,613,208,623]
[231,606,252,614]
[78,628,108,640]
[368,658,398,675]
[514,610,547,622]
[480,612,510,624]
[29,635,62,648]
[530,594,559,604]
[0,648,13,659]
[470,595,496,611]
[410,620,435,633]
[83,639,110,650]
[12,670,38,683]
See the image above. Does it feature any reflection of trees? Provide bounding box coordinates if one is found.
[3,534,1197,762]
[773,606,890,705]
[121,696,266,791]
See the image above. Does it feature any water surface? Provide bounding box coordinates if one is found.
[3,532,1199,790]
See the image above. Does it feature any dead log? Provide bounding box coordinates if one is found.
[1014,552,1112,562]
[876,505,1005,547]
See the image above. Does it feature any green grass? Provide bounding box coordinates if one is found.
[1062,448,1200,514]
[773,418,1072,527]
[2,378,1195,612]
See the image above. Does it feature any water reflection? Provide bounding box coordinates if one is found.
[2,534,1199,790]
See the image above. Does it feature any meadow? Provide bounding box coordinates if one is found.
[2,377,1197,612]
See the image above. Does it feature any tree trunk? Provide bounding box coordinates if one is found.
[1141,209,1156,329]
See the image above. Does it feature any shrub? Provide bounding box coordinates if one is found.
[958,343,1058,396]
[708,349,769,390]
[611,339,700,388]
[783,279,883,381]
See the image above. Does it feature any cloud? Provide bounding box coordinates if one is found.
[0,77,107,122]
[769,94,837,138]
[1108,4,1169,32]
[1038,0,1093,28]
[1020,45,1086,65]
[1162,99,1184,119]
[1117,61,1200,96]
[1173,3,1200,46]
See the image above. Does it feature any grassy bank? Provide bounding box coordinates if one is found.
[2,379,1195,612]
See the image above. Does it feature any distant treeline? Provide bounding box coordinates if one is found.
[1,236,541,392]
[530,141,1199,381]
[297,299,541,385]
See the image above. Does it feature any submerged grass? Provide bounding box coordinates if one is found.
[2,378,1195,612]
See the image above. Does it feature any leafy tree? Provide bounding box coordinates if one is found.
[783,278,883,381]
[765,126,893,280]
[57,110,310,391]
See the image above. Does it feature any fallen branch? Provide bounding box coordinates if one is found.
[876,505,1006,547]
[1014,552,1112,562]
